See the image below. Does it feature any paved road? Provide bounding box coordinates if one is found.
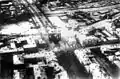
[43,4,120,15]
[56,51,92,79]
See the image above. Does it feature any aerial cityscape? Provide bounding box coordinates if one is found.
[0,0,120,79]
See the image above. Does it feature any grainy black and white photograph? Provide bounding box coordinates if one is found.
[0,0,120,79]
